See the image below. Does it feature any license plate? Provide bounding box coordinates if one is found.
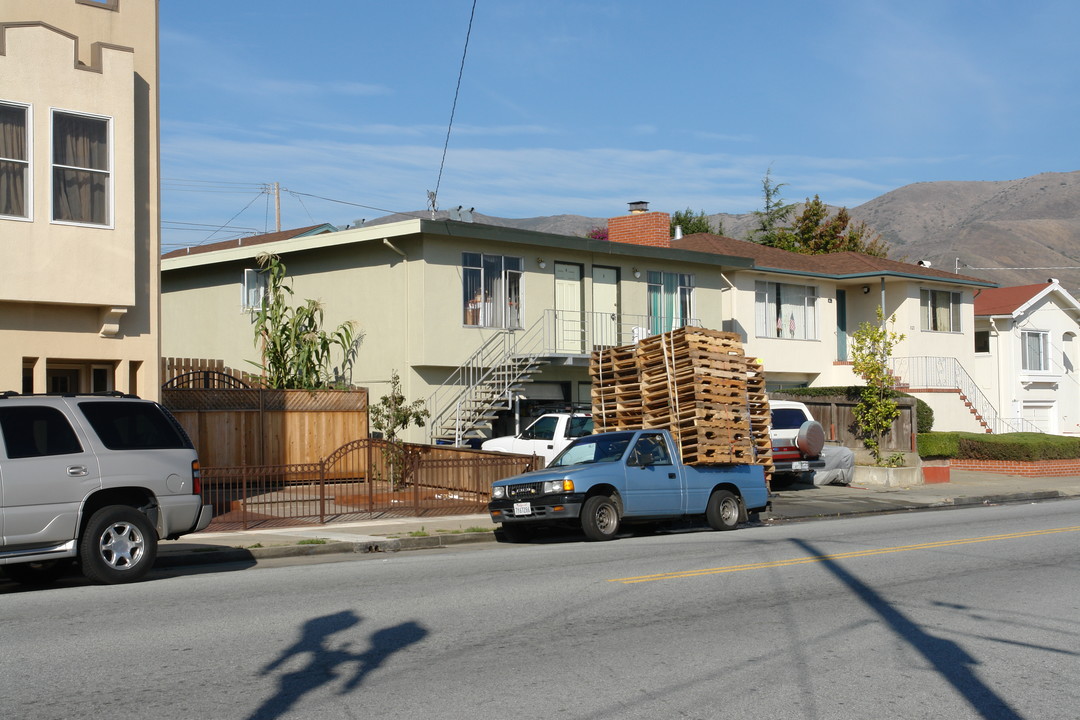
[792,461,809,471]
[513,502,533,516]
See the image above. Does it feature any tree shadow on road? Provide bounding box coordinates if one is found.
[791,538,1022,720]
[247,610,428,720]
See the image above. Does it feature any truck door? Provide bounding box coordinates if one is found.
[622,433,682,515]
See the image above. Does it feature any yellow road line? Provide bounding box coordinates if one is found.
[609,525,1080,585]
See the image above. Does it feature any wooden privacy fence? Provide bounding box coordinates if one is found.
[201,439,539,529]
[162,387,369,467]
[771,392,916,452]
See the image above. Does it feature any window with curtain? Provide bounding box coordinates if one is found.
[461,252,522,328]
[52,110,110,225]
[647,271,694,334]
[1021,330,1049,372]
[0,102,28,219]
[920,289,961,332]
[755,281,818,340]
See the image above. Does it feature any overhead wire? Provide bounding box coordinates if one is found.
[431,0,478,215]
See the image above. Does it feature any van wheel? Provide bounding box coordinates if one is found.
[581,495,620,541]
[79,506,158,584]
[3,560,71,586]
[706,490,741,531]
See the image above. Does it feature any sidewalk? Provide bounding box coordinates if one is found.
[156,469,1080,568]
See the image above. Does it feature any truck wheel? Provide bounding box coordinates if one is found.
[79,506,158,585]
[581,495,620,541]
[706,490,741,531]
[3,560,71,586]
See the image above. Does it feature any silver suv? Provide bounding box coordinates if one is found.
[0,393,211,585]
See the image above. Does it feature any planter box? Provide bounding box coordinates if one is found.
[854,465,923,488]
[921,463,951,484]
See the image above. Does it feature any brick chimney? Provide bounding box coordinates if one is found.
[607,201,670,248]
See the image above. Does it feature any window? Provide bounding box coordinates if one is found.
[647,271,694,334]
[920,289,961,332]
[755,281,818,340]
[52,110,110,225]
[0,102,29,219]
[1021,330,1050,372]
[974,330,990,354]
[462,253,522,328]
[629,433,672,466]
[0,406,83,458]
[242,268,267,310]
[77,401,192,450]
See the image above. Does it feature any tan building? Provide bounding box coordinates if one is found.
[161,205,998,443]
[0,0,160,397]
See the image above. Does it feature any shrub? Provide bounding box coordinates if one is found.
[917,432,1080,461]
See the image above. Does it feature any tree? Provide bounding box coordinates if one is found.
[782,195,889,257]
[250,253,360,389]
[748,168,796,247]
[850,307,906,465]
[370,370,430,490]
[670,208,723,236]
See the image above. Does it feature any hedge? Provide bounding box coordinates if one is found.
[775,386,934,433]
[917,431,1080,460]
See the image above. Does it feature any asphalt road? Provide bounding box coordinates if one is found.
[3,500,1078,720]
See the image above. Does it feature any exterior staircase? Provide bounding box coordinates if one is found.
[889,356,1042,434]
[427,310,700,445]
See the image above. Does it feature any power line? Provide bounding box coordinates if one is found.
[431,0,478,217]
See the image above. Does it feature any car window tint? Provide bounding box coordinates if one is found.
[77,401,191,450]
[524,415,558,441]
[0,406,84,458]
[632,434,673,465]
[568,416,593,437]
[772,408,809,430]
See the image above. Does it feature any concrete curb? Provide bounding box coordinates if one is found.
[156,531,497,568]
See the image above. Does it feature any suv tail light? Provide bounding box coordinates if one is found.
[191,460,202,495]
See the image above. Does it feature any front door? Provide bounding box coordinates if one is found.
[836,289,848,360]
[554,262,584,353]
[593,266,619,348]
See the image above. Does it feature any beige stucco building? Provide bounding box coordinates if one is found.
[0,0,160,397]
[161,206,997,443]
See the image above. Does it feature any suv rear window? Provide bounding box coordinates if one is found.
[78,401,192,451]
[771,408,810,430]
[0,406,84,458]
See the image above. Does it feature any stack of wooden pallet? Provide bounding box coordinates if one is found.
[590,327,773,475]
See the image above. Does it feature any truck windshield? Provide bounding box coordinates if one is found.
[548,432,633,467]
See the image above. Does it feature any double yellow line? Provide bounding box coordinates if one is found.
[609,525,1080,585]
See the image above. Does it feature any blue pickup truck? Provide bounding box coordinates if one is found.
[488,429,770,542]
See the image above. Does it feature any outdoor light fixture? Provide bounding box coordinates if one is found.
[633,267,641,279]
[862,286,870,294]
[537,257,546,269]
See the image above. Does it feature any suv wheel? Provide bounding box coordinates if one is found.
[79,506,158,584]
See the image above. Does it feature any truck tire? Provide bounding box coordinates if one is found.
[581,495,620,541]
[705,490,741,531]
[79,505,158,584]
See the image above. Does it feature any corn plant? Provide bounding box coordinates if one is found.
[250,253,360,389]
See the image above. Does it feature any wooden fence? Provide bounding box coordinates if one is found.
[771,392,916,453]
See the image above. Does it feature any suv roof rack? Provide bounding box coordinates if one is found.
[0,391,141,400]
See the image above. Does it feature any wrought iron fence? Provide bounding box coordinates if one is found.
[200,438,538,530]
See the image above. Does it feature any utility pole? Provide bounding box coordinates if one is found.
[273,182,281,232]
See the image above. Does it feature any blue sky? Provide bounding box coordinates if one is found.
[159,0,1080,251]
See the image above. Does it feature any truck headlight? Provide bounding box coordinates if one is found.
[542,479,573,494]
[492,486,505,500]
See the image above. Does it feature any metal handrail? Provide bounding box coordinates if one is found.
[427,310,701,444]
[890,356,1043,434]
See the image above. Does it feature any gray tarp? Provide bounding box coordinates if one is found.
[812,445,855,486]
